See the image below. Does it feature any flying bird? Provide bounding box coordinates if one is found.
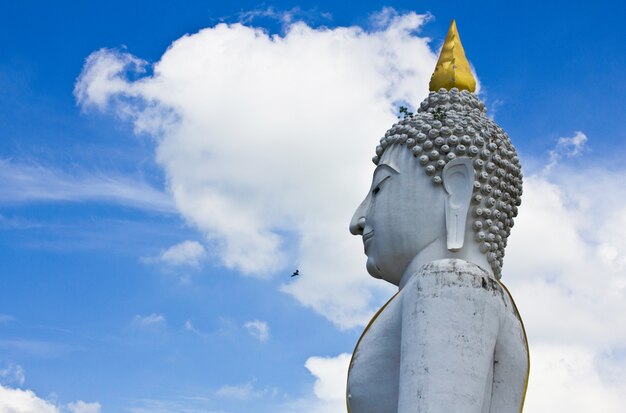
[291,269,300,277]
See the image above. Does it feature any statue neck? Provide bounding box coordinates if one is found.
[398,234,494,290]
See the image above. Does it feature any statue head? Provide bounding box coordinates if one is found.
[349,21,523,285]
[350,88,523,285]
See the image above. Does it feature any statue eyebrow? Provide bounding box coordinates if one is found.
[374,163,399,175]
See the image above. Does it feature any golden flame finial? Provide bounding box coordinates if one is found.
[429,20,476,93]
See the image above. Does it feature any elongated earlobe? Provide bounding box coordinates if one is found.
[442,158,475,251]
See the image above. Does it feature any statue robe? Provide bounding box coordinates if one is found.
[347,259,528,413]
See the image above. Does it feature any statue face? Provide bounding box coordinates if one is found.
[350,145,445,285]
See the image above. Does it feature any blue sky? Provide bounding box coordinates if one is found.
[1,1,625,412]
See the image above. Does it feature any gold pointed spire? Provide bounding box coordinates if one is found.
[429,20,476,93]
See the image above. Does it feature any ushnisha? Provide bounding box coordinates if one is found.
[347,20,529,413]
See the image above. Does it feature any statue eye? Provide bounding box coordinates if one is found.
[372,176,390,196]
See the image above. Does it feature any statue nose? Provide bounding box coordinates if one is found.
[350,216,366,236]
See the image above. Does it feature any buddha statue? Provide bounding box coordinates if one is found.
[347,20,529,413]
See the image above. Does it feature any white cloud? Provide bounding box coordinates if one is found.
[0,339,77,359]
[75,49,147,111]
[0,159,174,213]
[75,10,436,328]
[66,401,101,413]
[547,130,588,170]
[0,385,102,413]
[243,320,270,343]
[280,353,350,413]
[558,131,588,156]
[505,167,626,349]
[133,313,166,328]
[501,158,626,412]
[215,382,262,400]
[142,241,207,283]
[183,319,201,335]
[523,345,626,413]
[157,240,206,267]
[0,384,59,413]
[305,353,350,406]
[127,398,228,413]
[0,363,25,387]
[237,6,329,26]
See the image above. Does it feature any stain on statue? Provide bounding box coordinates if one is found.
[346,20,529,413]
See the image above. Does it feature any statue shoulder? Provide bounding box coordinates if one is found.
[403,258,492,288]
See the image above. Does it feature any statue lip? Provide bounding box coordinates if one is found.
[362,230,374,242]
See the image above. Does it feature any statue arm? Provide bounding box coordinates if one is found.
[397,273,500,413]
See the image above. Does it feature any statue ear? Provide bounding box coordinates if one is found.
[442,158,475,251]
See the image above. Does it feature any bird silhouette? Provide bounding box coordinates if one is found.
[291,269,300,277]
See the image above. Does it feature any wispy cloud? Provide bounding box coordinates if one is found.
[0,339,79,359]
[142,240,207,284]
[0,314,15,325]
[127,397,228,413]
[144,240,207,267]
[215,382,263,400]
[243,320,270,343]
[546,131,588,171]
[0,159,174,213]
[183,320,202,335]
[0,363,25,387]
[132,313,166,328]
[182,318,241,340]
[7,217,188,258]
[66,400,101,413]
[237,6,333,27]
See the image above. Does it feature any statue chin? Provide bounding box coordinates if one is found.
[366,258,383,279]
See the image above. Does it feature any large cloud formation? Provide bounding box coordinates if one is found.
[75,10,626,412]
[75,9,436,329]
